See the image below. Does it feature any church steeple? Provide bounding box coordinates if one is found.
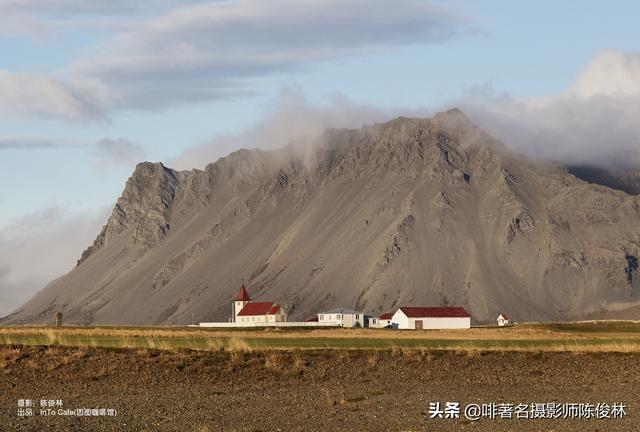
[236,279,251,302]
[232,279,252,322]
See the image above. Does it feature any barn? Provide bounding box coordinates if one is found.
[391,307,471,329]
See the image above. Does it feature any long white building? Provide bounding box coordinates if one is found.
[391,307,471,329]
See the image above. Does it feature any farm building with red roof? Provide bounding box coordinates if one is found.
[391,306,471,330]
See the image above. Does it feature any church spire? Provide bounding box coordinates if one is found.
[235,280,251,302]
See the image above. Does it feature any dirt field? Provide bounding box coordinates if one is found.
[1,345,639,432]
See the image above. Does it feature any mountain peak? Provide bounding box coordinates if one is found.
[435,106,467,120]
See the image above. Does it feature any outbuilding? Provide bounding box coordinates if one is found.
[391,306,471,330]
[497,313,510,326]
[369,311,395,328]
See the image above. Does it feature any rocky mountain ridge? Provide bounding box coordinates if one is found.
[4,109,640,325]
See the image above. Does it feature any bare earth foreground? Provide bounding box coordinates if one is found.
[1,345,639,432]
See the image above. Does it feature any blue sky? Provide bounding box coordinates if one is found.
[2,0,639,224]
[2,0,640,315]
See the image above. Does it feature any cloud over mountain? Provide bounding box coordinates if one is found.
[459,50,640,169]
[95,137,146,166]
[173,50,640,173]
[171,86,431,169]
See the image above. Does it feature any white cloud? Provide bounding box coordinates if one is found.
[95,137,146,166]
[0,0,472,120]
[0,0,209,15]
[171,85,430,169]
[0,206,107,318]
[571,50,640,98]
[0,136,59,149]
[0,12,53,38]
[68,0,471,111]
[457,50,640,169]
[0,70,111,121]
[0,0,214,38]
[173,49,640,172]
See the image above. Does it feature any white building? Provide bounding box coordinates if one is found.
[368,311,395,328]
[318,308,367,327]
[391,307,471,330]
[497,313,510,327]
[232,283,287,324]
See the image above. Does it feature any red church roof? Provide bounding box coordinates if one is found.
[237,302,282,316]
[398,306,470,318]
[235,283,251,302]
[379,312,395,320]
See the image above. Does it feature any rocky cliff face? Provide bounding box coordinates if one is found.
[77,163,179,265]
[5,109,640,325]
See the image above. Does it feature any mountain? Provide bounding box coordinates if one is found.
[4,109,640,325]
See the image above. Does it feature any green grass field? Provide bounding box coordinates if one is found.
[1,321,640,352]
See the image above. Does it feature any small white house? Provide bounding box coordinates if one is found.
[391,307,471,330]
[497,313,510,327]
[368,312,395,328]
[318,308,367,327]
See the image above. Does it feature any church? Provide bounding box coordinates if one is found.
[232,282,288,324]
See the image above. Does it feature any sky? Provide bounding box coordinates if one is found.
[2,0,640,316]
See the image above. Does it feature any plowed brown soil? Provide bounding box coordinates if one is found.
[1,346,638,431]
